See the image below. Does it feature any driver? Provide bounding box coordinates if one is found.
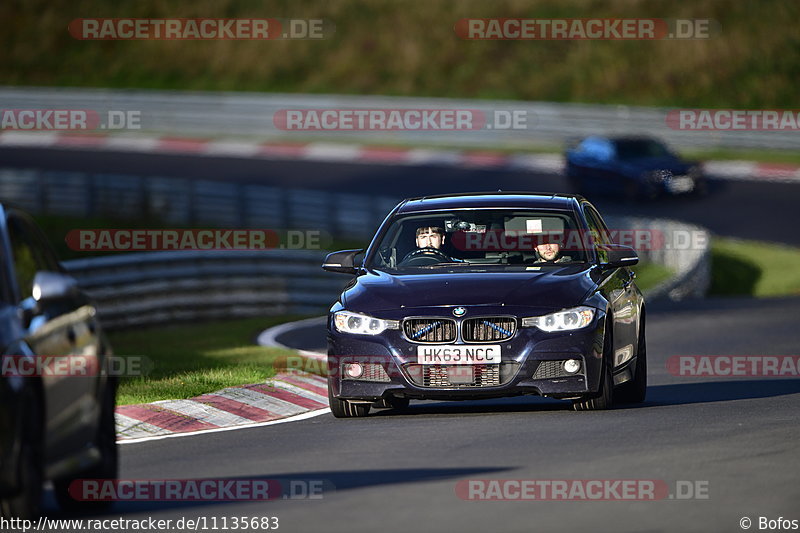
[400,225,454,264]
[415,226,445,250]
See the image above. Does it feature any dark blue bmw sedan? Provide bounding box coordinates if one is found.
[323,192,646,417]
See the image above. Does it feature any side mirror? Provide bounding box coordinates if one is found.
[32,271,79,302]
[322,249,364,275]
[598,244,639,269]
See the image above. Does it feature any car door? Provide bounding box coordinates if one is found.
[583,204,638,368]
[5,211,102,464]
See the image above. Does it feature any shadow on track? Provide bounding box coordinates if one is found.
[369,379,800,416]
[633,379,800,407]
[42,467,512,517]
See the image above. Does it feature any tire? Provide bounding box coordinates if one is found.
[693,179,709,197]
[572,359,613,411]
[53,379,118,512]
[1,390,43,520]
[373,397,410,410]
[616,317,647,404]
[328,381,370,418]
[573,321,614,411]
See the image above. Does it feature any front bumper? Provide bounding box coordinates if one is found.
[328,308,607,402]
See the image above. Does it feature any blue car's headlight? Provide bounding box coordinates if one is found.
[333,311,399,335]
[521,306,595,332]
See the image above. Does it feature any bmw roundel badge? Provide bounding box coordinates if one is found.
[453,307,467,317]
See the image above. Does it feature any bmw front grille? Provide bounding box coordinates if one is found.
[461,316,517,342]
[403,318,457,343]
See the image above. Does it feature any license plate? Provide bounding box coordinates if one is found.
[668,176,695,193]
[417,345,501,365]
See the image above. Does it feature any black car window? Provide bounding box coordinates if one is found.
[582,204,612,263]
[6,213,59,302]
[613,139,670,160]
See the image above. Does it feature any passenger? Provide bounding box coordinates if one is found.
[534,239,570,263]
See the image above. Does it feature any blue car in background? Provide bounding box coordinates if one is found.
[566,136,706,200]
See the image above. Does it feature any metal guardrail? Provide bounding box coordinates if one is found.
[607,216,711,301]
[0,167,400,241]
[2,86,797,150]
[62,250,348,329]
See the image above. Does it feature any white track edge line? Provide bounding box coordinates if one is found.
[118,407,330,445]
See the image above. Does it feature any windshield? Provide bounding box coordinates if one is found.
[367,209,589,272]
[614,139,671,160]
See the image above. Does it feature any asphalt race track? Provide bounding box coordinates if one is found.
[7,146,799,531]
[70,296,800,532]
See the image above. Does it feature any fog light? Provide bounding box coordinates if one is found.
[563,359,581,374]
[345,363,364,378]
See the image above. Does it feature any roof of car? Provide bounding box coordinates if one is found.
[584,135,661,143]
[396,192,584,214]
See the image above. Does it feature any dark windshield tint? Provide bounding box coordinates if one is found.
[368,209,589,272]
[614,139,670,160]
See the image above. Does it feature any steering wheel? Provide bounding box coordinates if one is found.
[400,247,451,266]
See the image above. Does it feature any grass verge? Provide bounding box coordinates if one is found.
[709,238,800,297]
[109,316,305,405]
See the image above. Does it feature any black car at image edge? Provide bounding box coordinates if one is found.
[322,192,646,417]
[0,205,117,518]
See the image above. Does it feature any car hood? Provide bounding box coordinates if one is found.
[342,266,597,313]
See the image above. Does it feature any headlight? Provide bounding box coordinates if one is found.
[522,306,595,332]
[333,311,399,335]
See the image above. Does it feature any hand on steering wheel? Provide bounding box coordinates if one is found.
[400,247,451,265]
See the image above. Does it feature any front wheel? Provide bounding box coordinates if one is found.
[53,379,118,512]
[572,360,613,411]
[328,381,370,418]
[573,321,615,411]
[1,390,43,520]
[616,319,647,404]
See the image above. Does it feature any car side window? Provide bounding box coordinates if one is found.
[583,205,612,263]
[581,138,615,161]
[6,214,57,302]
